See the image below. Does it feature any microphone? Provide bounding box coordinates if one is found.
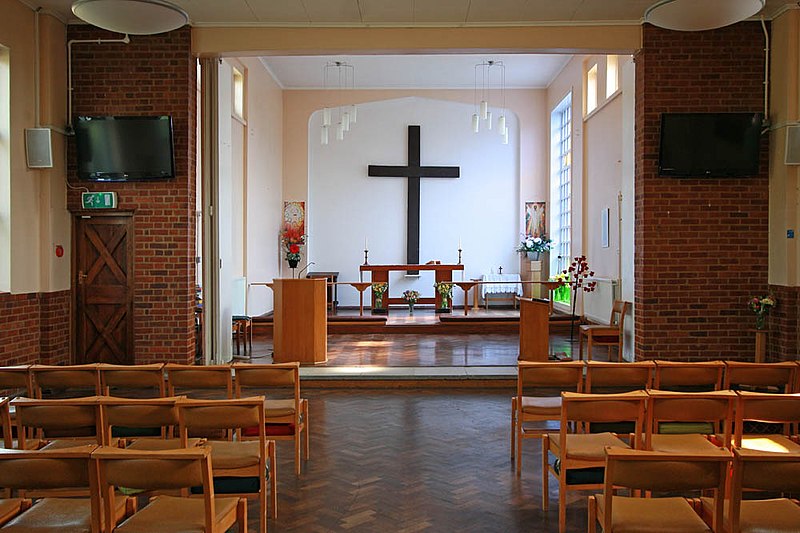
[297,261,315,277]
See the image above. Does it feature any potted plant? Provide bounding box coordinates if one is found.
[562,255,597,344]
[434,282,454,313]
[280,225,305,271]
[402,289,420,314]
[516,235,552,261]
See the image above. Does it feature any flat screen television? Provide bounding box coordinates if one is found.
[658,112,763,177]
[74,116,175,181]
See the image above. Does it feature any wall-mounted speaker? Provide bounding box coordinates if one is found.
[786,124,800,165]
[24,128,53,169]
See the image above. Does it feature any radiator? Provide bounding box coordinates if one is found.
[583,278,620,324]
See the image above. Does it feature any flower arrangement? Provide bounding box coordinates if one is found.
[372,282,389,308]
[402,290,420,305]
[562,256,597,343]
[434,282,454,310]
[748,295,775,330]
[516,235,553,255]
[280,224,306,267]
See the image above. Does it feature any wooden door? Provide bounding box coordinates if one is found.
[74,214,134,364]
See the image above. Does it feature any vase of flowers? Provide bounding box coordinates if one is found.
[372,282,389,314]
[280,224,305,274]
[516,235,552,261]
[748,295,775,330]
[434,282,454,313]
[402,289,420,314]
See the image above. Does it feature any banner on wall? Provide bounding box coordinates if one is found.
[525,201,546,238]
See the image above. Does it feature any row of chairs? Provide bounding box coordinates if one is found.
[2,395,277,533]
[587,446,800,533]
[0,444,248,533]
[512,360,798,474]
[0,362,309,476]
[541,389,800,532]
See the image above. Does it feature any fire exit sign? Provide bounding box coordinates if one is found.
[81,191,117,209]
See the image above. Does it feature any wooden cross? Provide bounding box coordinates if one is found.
[368,125,460,274]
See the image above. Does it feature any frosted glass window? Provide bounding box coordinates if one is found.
[232,67,244,120]
[586,64,598,114]
[550,92,572,283]
[606,55,619,97]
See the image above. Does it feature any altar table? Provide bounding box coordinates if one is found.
[359,264,464,312]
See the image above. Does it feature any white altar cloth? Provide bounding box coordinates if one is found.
[481,274,523,298]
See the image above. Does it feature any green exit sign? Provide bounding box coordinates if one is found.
[81,192,117,209]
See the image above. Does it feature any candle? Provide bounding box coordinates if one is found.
[458,237,462,249]
[364,236,368,250]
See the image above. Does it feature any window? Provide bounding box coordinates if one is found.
[550,92,572,290]
[232,67,244,121]
[0,45,10,291]
[606,55,619,97]
[586,64,598,114]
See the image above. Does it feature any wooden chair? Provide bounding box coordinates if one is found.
[644,390,736,453]
[178,397,276,531]
[543,390,648,533]
[0,397,12,449]
[99,396,202,450]
[719,448,800,533]
[233,362,309,476]
[12,396,105,450]
[0,444,133,533]
[165,364,233,399]
[511,361,584,476]
[92,446,247,533]
[578,300,629,362]
[98,363,166,398]
[0,366,34,447]
[653,360,725,392]
[589,447,731,533]
[584,361,654,394]
[30,364,102,399]
[732,391,800,453]
[723,361,797,393]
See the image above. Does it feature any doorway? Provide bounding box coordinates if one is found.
[73,213,135,364]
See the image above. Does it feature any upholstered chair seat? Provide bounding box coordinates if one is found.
[739,434,800,453]
[205,440,262,469]
[263,399,296,417]
[700,497,800,533]
[520,396,562,415]
[112,495,241,533]
[647,433,722,454]
[549,432,629,460]
[125,437,203,451]
[0,499,27,527]
[595,494,712,533]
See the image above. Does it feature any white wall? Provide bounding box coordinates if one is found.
[215,60,234,363]
[243,57,283,316]
[308,96,519,307]
[620,57,636,360]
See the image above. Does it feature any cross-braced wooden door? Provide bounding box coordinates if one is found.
[74,214,134,364]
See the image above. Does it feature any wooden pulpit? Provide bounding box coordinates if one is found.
[272,278,327,364]
[518,297,550,361]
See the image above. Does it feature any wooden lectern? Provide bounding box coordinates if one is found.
[518,297,550,361]
[272,278,327,364]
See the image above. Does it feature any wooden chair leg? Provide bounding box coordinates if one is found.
[578,332,584,361]
[238,497,248,533]
[303,401,310,460]
[268,440,277,519]
[542,436,550,510]
[558,473,567,533]
[295,433,301,476]
[510,398,516,460]
[588,495,597,533]
[586,335,593,362]
[516,418,523,476]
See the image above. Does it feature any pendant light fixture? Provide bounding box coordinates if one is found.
[71,0,188,35]
[644,0,764,31]
[321,61,357,145]
[473,60,508,143]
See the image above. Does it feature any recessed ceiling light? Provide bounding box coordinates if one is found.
[644,0,764,31]
[72,0,189,35]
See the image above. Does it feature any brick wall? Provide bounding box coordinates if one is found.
[767,285,798,361]
[0,290,70,365]
[635,23,770,361]
[65,26,196,364]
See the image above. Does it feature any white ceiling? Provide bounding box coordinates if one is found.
[262,54,572,89]
[25,0,791,89]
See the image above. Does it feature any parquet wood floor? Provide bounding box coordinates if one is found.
[256,388,585,533]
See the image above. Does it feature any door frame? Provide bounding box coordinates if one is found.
[71,210,135,364]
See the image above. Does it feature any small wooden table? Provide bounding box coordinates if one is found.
[347,282,372,316]
[454,281,478,316]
